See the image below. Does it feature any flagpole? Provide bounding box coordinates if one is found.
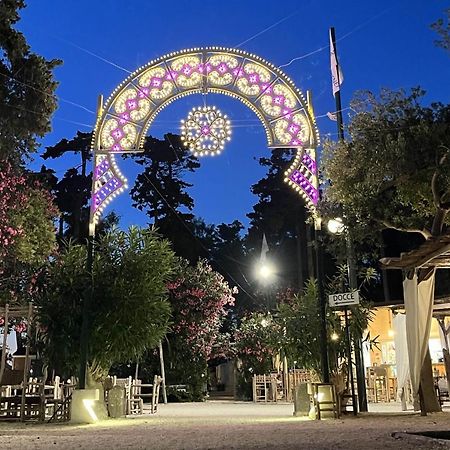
[330,27,344,141]
[329,27,368,413]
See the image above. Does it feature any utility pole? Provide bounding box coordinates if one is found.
[314,218,330,383]
[79,95,103,390]
[330,27,367,412]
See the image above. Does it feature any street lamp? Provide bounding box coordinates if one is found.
[327,217,345,235]
[257,263,276,281]
[255,259,277,310]
[327,217,368,412]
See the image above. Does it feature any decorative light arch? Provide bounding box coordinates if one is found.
[89,47,320,233]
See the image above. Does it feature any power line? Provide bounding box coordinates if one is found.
[51,35,133,74]
[279,6,395,69]
[235,10,299,48]
[140,172,259,303]
[0,72,95,114]
[2,102,93,128]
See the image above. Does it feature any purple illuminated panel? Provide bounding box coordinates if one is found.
[92,176,123,212]
[94,159,110,180]
[302,153,316,173]
[289,170,318,205]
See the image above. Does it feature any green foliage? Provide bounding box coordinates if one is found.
[234,312,283,398]
[278,279,326,375]
[35,227,176,381]
[11,187,58,265]
[278,277,374,377]
[0,0,60,165]
[323,88,450,239]
[0,164,58,304]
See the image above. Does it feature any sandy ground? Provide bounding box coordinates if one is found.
[1,401,450,450]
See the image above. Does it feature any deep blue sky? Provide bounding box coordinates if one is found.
[18,0,450,230]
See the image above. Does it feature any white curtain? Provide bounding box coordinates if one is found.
[393,314,409,398]
[403,269,436,407]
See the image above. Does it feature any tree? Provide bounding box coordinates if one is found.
[42,132,92,240]
[0,0,60,165]
[35,227,176,382]
[233,311,283,399]
[323,88,450,240]
[323,87,450,412]
[0,163,58,304]
[130,133,201,259]
[432,8,450,53]
[246,149,316,292]
[163,259,236,398]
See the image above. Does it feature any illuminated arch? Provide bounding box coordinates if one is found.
[89,47,320,231]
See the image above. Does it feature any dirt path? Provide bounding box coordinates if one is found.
[1,401,450,449]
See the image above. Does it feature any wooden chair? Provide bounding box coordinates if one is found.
[252,375,278,402]
[253,375,269,402]
[310,383,339,420]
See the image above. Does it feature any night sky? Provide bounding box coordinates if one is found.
[18,0,450,229]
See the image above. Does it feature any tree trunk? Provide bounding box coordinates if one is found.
[306,224,315,279]
[58,215,64,238]
[420,349,441,412]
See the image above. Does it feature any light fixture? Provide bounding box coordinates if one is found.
[258,263,275,280]
[327,217,345,235]
[180,105,231,156]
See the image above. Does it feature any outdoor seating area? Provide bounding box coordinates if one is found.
[107,375,163,416]
[366,366,398,403]
[252,369,316,403]
[0,376,74,422]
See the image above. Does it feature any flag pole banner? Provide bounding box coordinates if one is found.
[330,29,344,97]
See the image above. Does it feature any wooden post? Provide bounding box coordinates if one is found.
[134,362,139,381]
[159,340,167,404]
[20,302,33,421]
[0,303,9,384]
[283,356,289,401]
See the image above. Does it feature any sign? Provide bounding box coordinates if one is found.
[328,291,360,307]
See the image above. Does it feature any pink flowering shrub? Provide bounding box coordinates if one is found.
[165,259,236,398]
[234,312,283,370]
[0,162,58,304]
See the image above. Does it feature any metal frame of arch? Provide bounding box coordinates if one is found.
[89,47,320,234]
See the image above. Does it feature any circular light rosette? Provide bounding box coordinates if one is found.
[180,106,231,156]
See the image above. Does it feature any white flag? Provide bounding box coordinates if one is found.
[330,29,344,97]
[260,233,269,263]
[327,111,337,121]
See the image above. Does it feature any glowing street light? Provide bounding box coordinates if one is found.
[327,217,345,235]
[258,263,275,281]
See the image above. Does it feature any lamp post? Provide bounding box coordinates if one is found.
[314,218,330,383]
[327,218,368,412]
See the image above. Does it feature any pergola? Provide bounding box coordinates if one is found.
[379,231,450,344]
[379,232,450,407]
[380,233,450,271]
